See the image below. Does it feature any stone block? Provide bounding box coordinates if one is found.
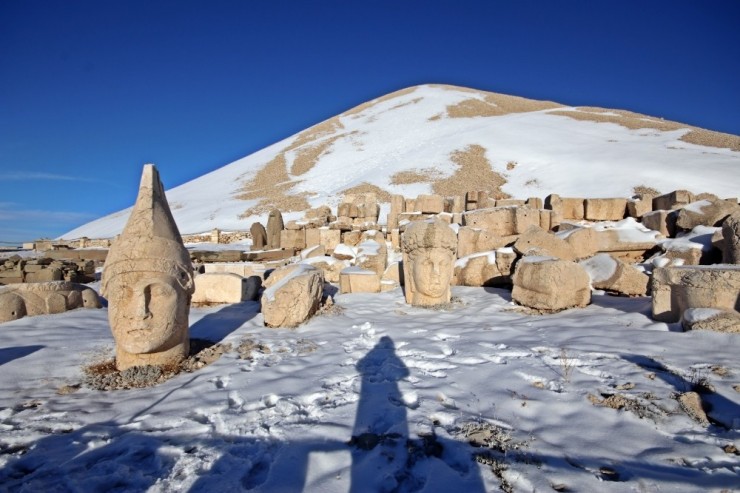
[642,210,678,238]
[453,249,514,287]
[342,230,362,246]
[653,190,694,211]
[25,267,63,283]
[539,210,553,231]
[627,198,653,219]
[723,211,740,263]
[681,308,740,333]
[457,227,510,259]
[204,262,266,279]
[579,253,649,296]
[305,228,321,248]
[415,194,445,214]
[512,257,591,312]
[584,198,627,221]
[301,245,326,259]
[339,267,381,294]
[513,226,577,261]
[190,250,245,263]
[561,198,586,220]
[651,265,740,322]
[496,199,526,207]
[526,197,543,209]
[301,257,347,283]
[261,264,324,327]
[280,229,306,250]
[676,199,740,231]
[463,207,516,236]
[192,272,254,304]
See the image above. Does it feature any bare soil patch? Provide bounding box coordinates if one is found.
[83,339,231,390]
[341,182,392,202]
[389,168,444,185]
[432,144,510,198]
[343,87,420,117]
[291,135,342,176]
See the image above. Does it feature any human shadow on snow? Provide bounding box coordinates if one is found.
[0,345,44,367]
[0,337,485,492]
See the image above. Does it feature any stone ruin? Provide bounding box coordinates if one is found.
[0,281,100,323]
[5,181,738,371]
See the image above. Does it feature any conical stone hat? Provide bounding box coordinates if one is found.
[101,164,194,296]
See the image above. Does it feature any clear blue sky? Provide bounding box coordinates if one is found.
[1,0,738,244]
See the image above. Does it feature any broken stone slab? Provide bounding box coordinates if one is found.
[559,219,660,261]
[654,226,722,266]
[675,199,740,231]
[190,250,245,263]
[205,262,267,280]
[653,190,694,211]
[512,257,591,312]
[192,272,259,305]
[339,266,381,294]
[513,225,577,261]
[261,264,324,328]
[641,209,678,238]
[356,239,388,277]
[651,264,740,322]
[25,267,63,283]
[579,253,649,296]
[584,198,627,221]
[681,308,740,333]
[242,248,297,262]
[453,248,516,287]
[0,281,101,323]
[301,256,348,283]
[300,245,326,260]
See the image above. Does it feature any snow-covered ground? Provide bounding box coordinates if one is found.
[1,285,738,492]
[61,85,740,239]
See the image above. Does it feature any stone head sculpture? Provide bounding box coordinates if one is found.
[401,218,458,306]
[101,164,194,370]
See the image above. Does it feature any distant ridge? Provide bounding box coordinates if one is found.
[62,84,740,239]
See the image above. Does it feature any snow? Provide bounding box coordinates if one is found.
[262,264,316,302]
[579,253,618,282]
[1,287,739,492]
[60,85,740,240]
[682,308,725,324]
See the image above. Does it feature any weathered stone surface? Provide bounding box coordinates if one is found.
[539,210,553,231]
[302,257,348,283]
[101,164,195,371]
[300,245,326,259]
[584,198,627,221]
[402,219,458,306]
[513,226,577,261]
[723,211,740,263]
[190,250,244,263]
[261,264,323,327]
[496,199,525,207]
[387,194,406,231]
[356,239,387,277]
[627,197,653,219]
[342,230,363,247]
[280,229,306,250]
[642,209,678,238]
[339,267,381,294]
[560,198,586,220]
[415,194,445,214]
[676,199,740,231]
[242,248,296,262]
[512,257,591,311]
[652,265,740,322]
[681,308,740,333]
[453,248,515,287]
[526,197,544,210]
[0,281,101,323]
[561,222,659,261]
[305,228,321,248]
[463,207,515,236]
[579,253,649,296]
[653,190,694,211]
[457,227,512,258]
[25,267,63,283]
[266,209,284,249]
[319,227,342,253]
[192,272,253,304]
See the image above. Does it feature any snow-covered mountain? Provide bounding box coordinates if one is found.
[62,84,740,239]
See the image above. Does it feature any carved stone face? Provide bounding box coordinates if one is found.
[410,247,454,300]
[107,271,189,354]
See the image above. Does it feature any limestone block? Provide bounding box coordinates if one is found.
[342,230,362,246]
[584,198,627,221]
[204,262,267,280]
[190,250,245,263]
[332,244,357,261]
[192,273,253,304]
[452,213,463,225]
[579,253,649,296]
[560,198,586,220]
[319,228,342,253]
[266,209,284,249]
[305,228,321,248]
[0,281,101,323]
[676,199,740,230]
[450,196,465,214]
[539,210,553,231]
[723,211,740,263]
[681,308,740,333]
[512,258,591,312]
[405,198,416,212]
[653,190,694,211]
[562,224,659,262]
[627,198,653,219]
[280,229,306,250]
[242,249,296,262]
[339,267,380,294]
[513,226,577,261]
[497,199,526,207]
[457,227,510,259]
[544,194,563,229]
[261,264,324,328]
[651,265,740,322]
[390,229,400,250]
[284,220,306,231]
[526,197,544,209]
[388,194,406,230]
[463,207,516,236]
[249,222,267,250]
[301,257,348,283]
[356,239,387,276]
[337,202,358,218]
[415,194,445,214]
[331,217,353,231]
[453,249,514,287]
[25,267,63,283]
[642,210,678,238]
[514,207,540,233]
[382,261,402,285]
[301,245,326,259]
[305,205,332,221]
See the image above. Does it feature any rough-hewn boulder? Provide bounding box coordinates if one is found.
[512,257,591,311]
[722,211,740,263]
[261,264,323,328]
[513,225,576,261]
[652,265,740,322]
[675,199,739,231]
[681,308,740,333]
[579,253,649,296]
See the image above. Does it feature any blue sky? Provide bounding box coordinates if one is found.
[1,0,738,245]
